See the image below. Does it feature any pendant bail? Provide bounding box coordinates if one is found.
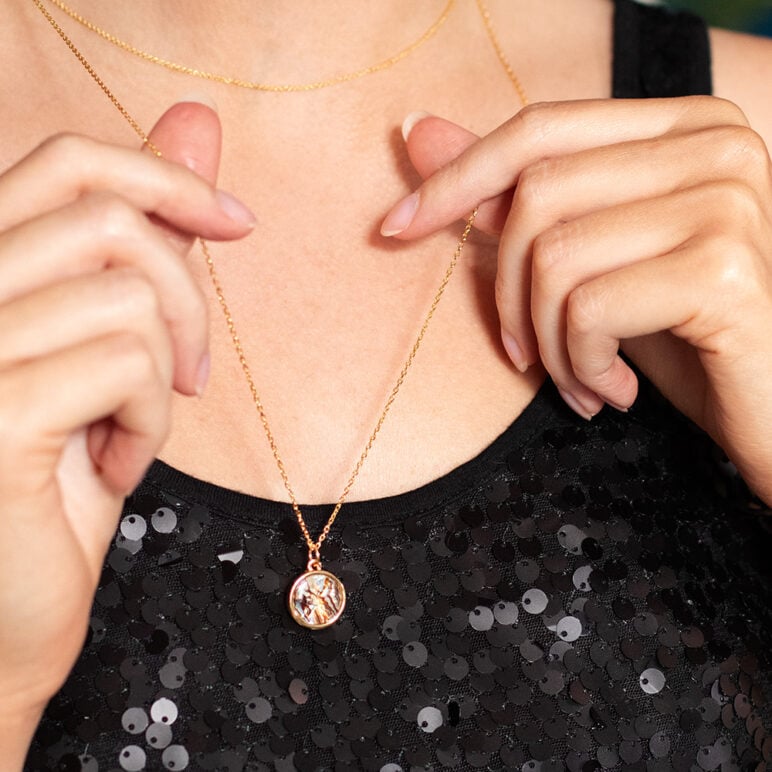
[307,547,322,572]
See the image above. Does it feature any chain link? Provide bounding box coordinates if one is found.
[32,0,526,558]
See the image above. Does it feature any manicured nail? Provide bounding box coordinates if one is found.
[215,190,257,227]
[605,398,630,413]
[558,388,598,421]
[195,352,211,398]
[501,330,529,373]
[402,110,432,142]
[381,191,419,237]
[178,92,219,112]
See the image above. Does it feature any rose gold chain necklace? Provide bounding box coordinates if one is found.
[33,0,527,629]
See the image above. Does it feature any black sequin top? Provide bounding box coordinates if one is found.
[26,2,772,771]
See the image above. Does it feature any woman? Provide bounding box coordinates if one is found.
[1,0,771,769]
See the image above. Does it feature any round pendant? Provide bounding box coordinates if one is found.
[288,569,346,629]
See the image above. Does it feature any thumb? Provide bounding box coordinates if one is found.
[400,112,511,235]
[146,99,222,185]
[143,99,223,252]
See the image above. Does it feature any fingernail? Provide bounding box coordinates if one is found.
[381,191,419,237]
[178,92,219,112]
[215,190,257,227]
[558,388,598,421]
[402,110,432,142]
[605,398,630,413]
[501,330,529,373]
[195,352,211,398]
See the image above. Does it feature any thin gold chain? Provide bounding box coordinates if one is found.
[41,0,455,93]
[32,0,527,560]
[476,0,530,107]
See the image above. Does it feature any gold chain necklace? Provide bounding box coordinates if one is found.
[41,0,456,93]
[40,0,528,104]
[33,0,527,629]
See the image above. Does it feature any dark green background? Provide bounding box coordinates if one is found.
[665,0,772,34]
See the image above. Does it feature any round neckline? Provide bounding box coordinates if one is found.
[142,377,558,527]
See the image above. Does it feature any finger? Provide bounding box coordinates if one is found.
[522,179,762,396]
[0,124,254,238]
[497,125,769,374]
[0,194,208,395]
[0,332,171,499]
[402,114,512,235]
[0,269,174,391]
[564,235,767,409]
[381,96,749,239]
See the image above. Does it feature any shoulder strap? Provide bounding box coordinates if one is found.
[613,0,712,98]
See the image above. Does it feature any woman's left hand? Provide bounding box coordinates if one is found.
[381,97,772,505]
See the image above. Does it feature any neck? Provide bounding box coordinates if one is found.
[47,1,454,87]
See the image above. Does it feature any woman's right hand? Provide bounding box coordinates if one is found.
[0,102,254,739]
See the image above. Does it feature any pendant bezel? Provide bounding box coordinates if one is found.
[288,568,346,629]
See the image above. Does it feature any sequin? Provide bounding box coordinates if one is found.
[403,641,428,668]
[640,667,666,694]
[121,707,149,735]
[161,745,190,770]
[245,697,272,724]
[416,706,443,733]
[522,588,548,614]
[151,507,177,533]
[556,615,582,642]
[469,605,495,631]
[121,514,147,541]
[118,745,146,771]
[150,697,178,725]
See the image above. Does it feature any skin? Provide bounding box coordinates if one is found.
[0,1,771,764]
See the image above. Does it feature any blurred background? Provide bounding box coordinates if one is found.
[663,0,772,35]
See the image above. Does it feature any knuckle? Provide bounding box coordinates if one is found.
[713,179,762,227]
[566,284,604,338]
[709,124,770,170]
[733,126,769,167]
[679,96,749,129]
[514,159,559,216]
[573,356,624,395]
[514,101,558,138]
[107,332,160,389]
[82,192,144,241]
[531,223,575,276]
[707,96,751,128]
[37,132,94,168]
[106,268,161,320]
[704,238,760,300]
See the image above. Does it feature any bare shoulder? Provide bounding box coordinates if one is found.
[710,28,772,148]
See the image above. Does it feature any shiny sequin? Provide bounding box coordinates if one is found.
[25,378,772,771]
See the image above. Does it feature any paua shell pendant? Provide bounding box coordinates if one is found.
[288,559,346,629]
